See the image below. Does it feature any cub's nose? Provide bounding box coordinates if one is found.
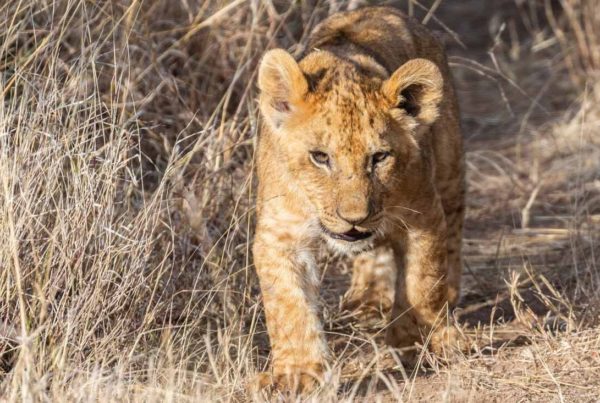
[336,207,369,226]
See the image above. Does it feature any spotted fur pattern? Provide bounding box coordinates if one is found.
[253,6,465,392]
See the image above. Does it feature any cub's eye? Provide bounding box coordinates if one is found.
[372,151,390,165]
[309,150,330,167]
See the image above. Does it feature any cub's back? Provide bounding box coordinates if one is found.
[307,6,448,78]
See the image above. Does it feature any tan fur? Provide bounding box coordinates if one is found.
[253,6,465,391]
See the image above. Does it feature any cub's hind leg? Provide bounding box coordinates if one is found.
[439,175,465,307]
[342,246,395,323]
[445,203,464,307]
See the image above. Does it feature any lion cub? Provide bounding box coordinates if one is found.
[253,6,464,391]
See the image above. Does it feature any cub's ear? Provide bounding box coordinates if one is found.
[382,58,443,126]
[258,49,308,130]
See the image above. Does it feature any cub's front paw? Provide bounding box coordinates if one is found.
[384,316,422,348]
[252,363,324,395]
[429,325,470,356]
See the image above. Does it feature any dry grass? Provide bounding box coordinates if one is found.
[0,0,598,401]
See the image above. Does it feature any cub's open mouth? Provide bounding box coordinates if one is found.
[320,224,373,242]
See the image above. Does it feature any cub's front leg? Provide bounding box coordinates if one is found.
[253,211,328,392]
[385,196,459,354]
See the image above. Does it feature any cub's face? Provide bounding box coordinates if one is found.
[258,49,443,254]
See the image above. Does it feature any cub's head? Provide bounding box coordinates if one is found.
[257,49,443,254]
